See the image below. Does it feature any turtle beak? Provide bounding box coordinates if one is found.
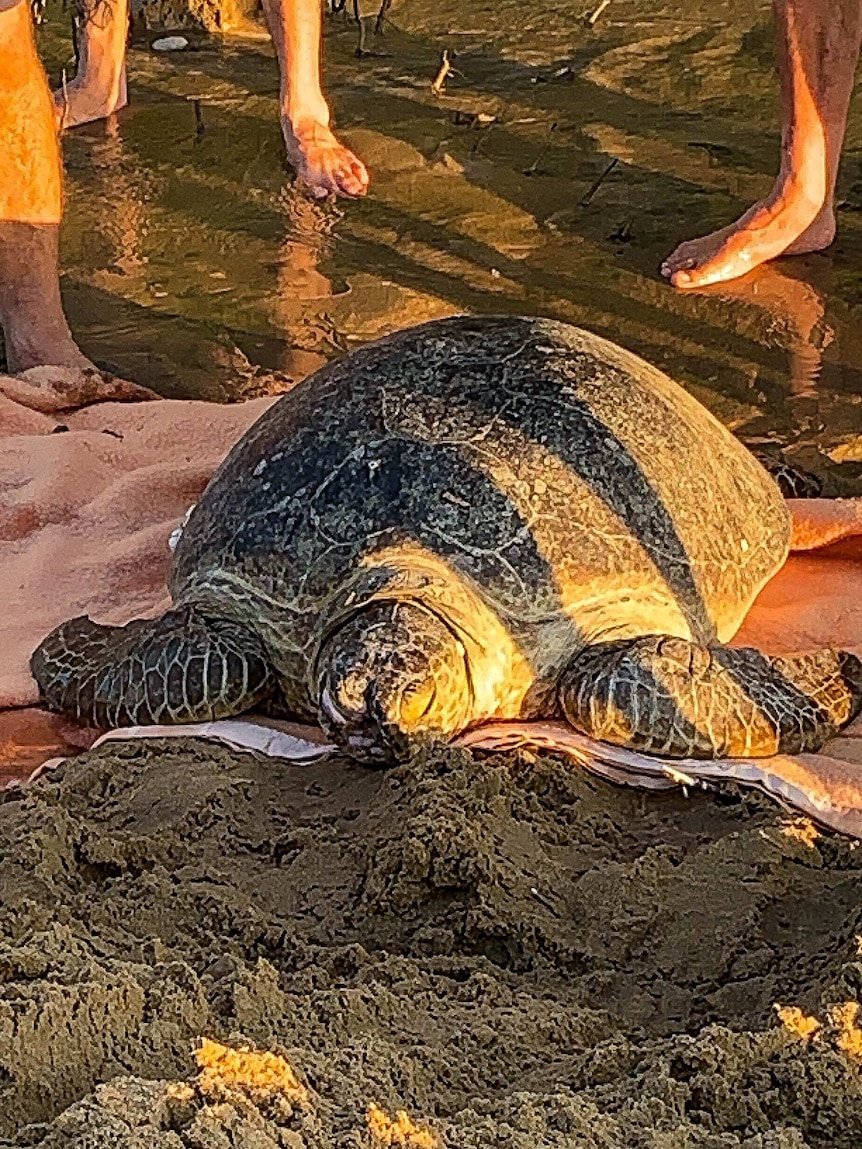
[318,675,430,766]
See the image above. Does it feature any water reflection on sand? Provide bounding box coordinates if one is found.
[35,0,862,491]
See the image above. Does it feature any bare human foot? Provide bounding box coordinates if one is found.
[283,116,369,198]
[260,0,369,198]
[661,193,835,290]
[661,0,862,291]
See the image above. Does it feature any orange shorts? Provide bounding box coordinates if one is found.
[0,0,62,225]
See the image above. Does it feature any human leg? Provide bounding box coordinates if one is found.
[261,0,368,197]
[0,0,93,370]
[662,0,862,290]
[53,0,129,130]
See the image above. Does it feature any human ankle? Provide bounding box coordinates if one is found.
[70,56,126,91]
[0,223,87,372]
[55,63,127,129]
[2,319,89,372]
[283,101,332,139]
[772,153,828,212]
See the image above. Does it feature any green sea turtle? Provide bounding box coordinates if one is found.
[31,316,862,764]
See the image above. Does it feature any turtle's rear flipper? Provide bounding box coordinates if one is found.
[749,449,823,499]
[31,605,276,728]
[559,636,862,759]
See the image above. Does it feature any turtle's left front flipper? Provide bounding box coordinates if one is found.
[558,636,862,759]
[31,605,276,728]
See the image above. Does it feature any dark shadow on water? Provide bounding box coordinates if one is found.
[61,280,310,399]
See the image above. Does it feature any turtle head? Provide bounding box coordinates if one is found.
[315,599,473,765]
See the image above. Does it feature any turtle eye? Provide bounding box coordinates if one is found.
[390,679,437,726]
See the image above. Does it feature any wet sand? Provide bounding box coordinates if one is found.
[2,739,862,1145]
[4,1,862,1142]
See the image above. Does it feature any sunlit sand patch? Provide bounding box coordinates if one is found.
[367,1102,437,1147]
[193,1037,309,1104]
[828,436,862,465]
[323,271,458,345]
[779,817,820,848]
[829,1002,862,1061]
[584,27,775,111]
[583,122,770,202]
[343,130,543,260]
[775,1001,862,1061]
[132,63,269,107]
[347,220,525,299]
[585,32,691,97]
[774,1004,821,1042]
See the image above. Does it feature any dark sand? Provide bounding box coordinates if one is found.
[2,739,862,1145]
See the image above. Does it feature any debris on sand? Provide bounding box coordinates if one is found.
[780,817,821,848]
[367,1102,437,1147]
[830,1002,862,1061]
[431,50,454,95]
[194,1037,309,1104]
[152,35,189,50]
[775,1004,821,1043]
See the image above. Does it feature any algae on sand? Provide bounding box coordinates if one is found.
[1,739,862,1145]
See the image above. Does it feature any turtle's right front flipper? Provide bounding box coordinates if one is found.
[31,605,276,728]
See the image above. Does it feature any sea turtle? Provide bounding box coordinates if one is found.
[31,316,862,764]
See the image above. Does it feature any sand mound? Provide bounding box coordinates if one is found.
[2,738,861,1146]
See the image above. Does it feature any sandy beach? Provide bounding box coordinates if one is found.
[1,736,861,1145]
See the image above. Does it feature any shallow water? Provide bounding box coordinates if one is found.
[38,0,862,489]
